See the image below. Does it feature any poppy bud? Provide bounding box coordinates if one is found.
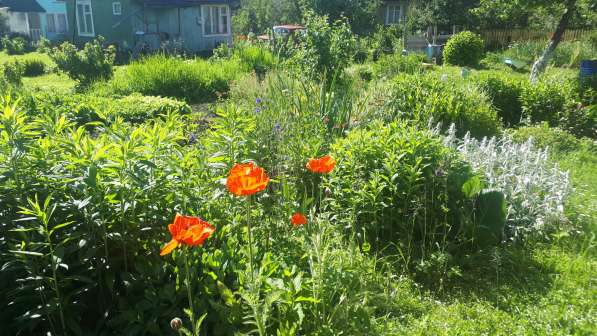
[170,317,183,330]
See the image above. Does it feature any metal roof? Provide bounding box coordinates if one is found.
[0,0,45,13]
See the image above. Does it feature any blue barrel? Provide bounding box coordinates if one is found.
[580,60,597,80]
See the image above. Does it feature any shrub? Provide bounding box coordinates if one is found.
[326,121,504,254]
[21,58,46,77]
[2,36,28,55]
[36,36,52,53]
[111,55,244,103]
[520,80,568,126]
[50,37,116,86]
[443,126,571,239]
[291,12,356,78]
[443,31,485,67]
[367,24,403,61]
[31,92,191,125]
[2,60,23,85]
[232,43,275,78]
[215,42,276,79]
[384,74,501,138]
[371,53,427,78]
[509,123,583,153]
[472,71,526,126]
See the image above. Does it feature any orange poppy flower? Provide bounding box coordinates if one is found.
[306,155,336,174]
[291,213,308,227]
[160,214,215,256]
[226,162,269,196]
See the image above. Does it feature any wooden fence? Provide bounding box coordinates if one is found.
[481,29,594,48]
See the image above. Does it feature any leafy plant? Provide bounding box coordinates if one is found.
[443,31,485,67]
[3,60,24,85]
[442,125,571,239]
[108,55,244,103]
[325,121,477,262]
[50,37,116,86]
[21,58,47,77]
[290,12,356,79]
[472,71,527,126]
[2,36,28,55]
[381,73,501,138]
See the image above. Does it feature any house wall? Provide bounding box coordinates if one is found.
[378,0,407,25]
[65,0,231,52]
[38,0,68,41]
[3,9,29,35]
[65,0,135,48]
[133,5,231,52]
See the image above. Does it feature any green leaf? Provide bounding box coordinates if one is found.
[50,221,75,236]
[462,175,484,198]
[10,250,44,257]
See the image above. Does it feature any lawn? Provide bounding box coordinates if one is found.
[0,30,595,336]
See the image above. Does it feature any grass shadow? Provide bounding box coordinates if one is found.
[421,245,557,312]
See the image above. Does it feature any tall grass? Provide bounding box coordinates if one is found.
[108,55,246,103]
[502,39,596,68]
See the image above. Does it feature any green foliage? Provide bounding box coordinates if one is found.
[232,0,302,34]
[384,74,501,138]
[472,71,526,126]
[372,53,427,78]
[20,58,47,77]
[2,36,28,55]
[30,92,191,125]
[214,42,276,79]
[508,123,586,153]
[325,121,476,257]
[443,31,485,67]
[290,13,356,79]
[110,54,244,103]
[471,190,507,247]
[520,79,568,126]
[501,39,597,68]
[299,0,383,35]
[36,37,52,53]
[365,24,403,61]
[50,37,115,86]
[2,59,24,85]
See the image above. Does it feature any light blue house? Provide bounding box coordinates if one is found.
[0,0,67,41]
[37,0,68,41]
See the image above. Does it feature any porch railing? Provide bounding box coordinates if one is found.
[29,29,42,42]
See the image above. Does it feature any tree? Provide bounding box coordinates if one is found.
[233,0,302,34]
[474,0,584,82]
[409,0,480,32]
[299,0,383,35]
[530,0,576,83]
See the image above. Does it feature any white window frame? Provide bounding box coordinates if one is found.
[75,0,95,37]
[56,13,68,34]
[46,13,68,34]
[46,13,56,33]
[112,2,122,16]
[385,3,402,25]
[201,5,231,37]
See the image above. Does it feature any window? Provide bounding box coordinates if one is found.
[47,14,56,33]
[57,14,68,33]
[202,5,230,36]
[76,0,94,37]
[385,4,402,25]
[113,2,122,15]
[46,13,68,34]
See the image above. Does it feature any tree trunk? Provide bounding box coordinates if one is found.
[530,0,576,83]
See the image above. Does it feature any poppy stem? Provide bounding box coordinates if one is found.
[246,196,254,282]
[184,249,196,335]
